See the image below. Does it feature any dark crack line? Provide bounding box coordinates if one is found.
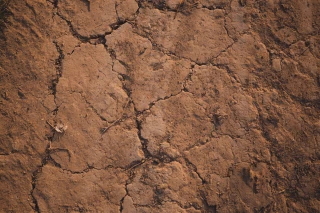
[78,92,107,122]
[138,64,194,113]
[214,64,241,83]
[30,34,66,212]
[46,0,58,8]
[199,190,218,213]
[139,0,226,17]
[120,157,146,212]
[80,0,90,12]
[31,176,40,213]
[115,1,120,22]
[183,156,207,184]
[31,142,63,213]
[55,11,107,43]
[54,2,130,44]
[135,113,152,159]
[119,182,129,212]
[100,100,131,134]
[123,83,152,160]
[106,46,152,160]
[137,89,185,115]
[61,165,108,175]
[131,28,228,67]
[50,41,65,117]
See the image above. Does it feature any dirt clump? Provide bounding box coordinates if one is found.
[0,0,319,212]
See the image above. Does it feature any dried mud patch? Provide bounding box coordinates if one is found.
[0,0,319,212]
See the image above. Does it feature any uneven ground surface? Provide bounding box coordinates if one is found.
[0,0,319,212]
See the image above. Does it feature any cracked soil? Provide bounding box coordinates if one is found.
[0,0,319,212]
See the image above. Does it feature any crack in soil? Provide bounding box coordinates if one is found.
[54,3,130,45]
[51,40,64,103]
[30,142,63,213]
[183,157,207,184]
[3,0,316,212]
[55,11,107,42]
[106,43,153,160]
[79,92,107,122]
[80,0,91,12]
[119,182,130,212]
[130,28,225,67]
[30,29,66,212]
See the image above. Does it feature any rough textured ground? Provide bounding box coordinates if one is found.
[0,0,319,212]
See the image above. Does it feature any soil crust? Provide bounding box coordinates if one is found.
[0,0,319,212]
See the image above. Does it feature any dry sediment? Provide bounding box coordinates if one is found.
[0,0,319,212]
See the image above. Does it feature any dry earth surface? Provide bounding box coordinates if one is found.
[0,0,319,212]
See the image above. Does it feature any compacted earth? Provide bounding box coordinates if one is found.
[0,0,319,212]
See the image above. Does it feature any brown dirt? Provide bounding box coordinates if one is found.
[0,0,319,212]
